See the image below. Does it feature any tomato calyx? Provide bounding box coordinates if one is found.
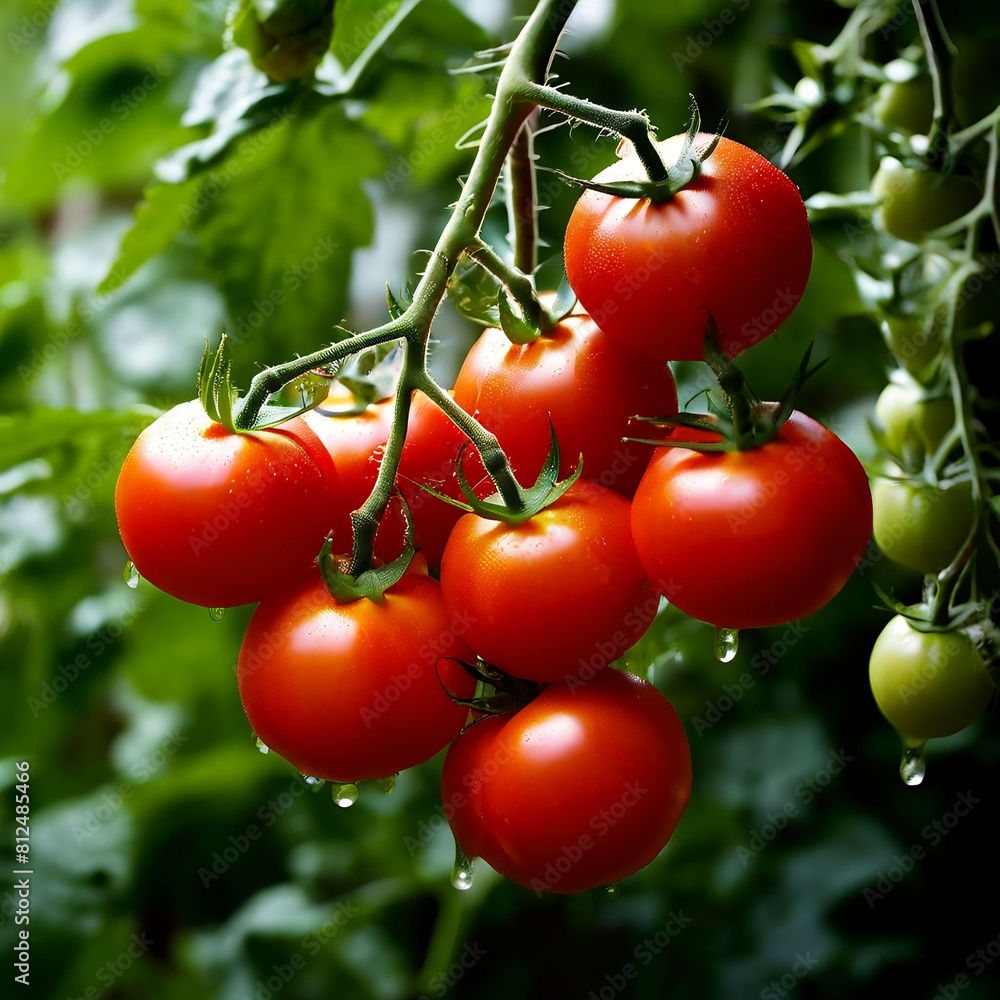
[629,326,825,453]
[317,493,417,604]
[547,101,725,205]
[439,657,545,718]
[423,420,582,526]
[199,336,333,432]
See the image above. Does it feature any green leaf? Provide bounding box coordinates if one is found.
[447,257,500,327]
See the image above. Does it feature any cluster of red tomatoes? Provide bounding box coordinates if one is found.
[114,133,876,893]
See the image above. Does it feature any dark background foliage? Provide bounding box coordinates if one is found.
[1,1,998,998]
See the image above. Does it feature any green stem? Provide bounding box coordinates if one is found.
[517,81,668,182]
[508,111,540,275]
[913,0,955,169]
[468,239,543,328]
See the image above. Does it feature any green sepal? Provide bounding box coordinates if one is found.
[872,587,984,634]
[317,495,416,604]
[546,275,578,325]
[198,336,240,431]
[437,657,544,717]
[544,99,724,204]
[498,289,542,345]
[386,282,414,321]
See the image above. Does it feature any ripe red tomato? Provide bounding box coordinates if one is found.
[452,303,678,496]
[302,386,406,560]
[396,390,480,571]
[115,399,339,608]
[630,411,872,629]
[441,668,691,894]
[439,480,656,683]
[563,133,812,362]
[238,570,476,782]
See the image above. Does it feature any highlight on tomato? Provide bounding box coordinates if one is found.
[439,479,657,684]
[452,300,678,497]
[441,668,692,894]
[115,399,340,608]
[563,133,812,362]
[630,411,873,630]
[237,569,476,783]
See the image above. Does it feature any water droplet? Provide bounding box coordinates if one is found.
[254,736,270,755]
[603,882,621,899]
[332,782,358,808]
[124,561,139,589]
[713,627,739,663]
[208,607,226,621]
[450,843,475,891]
[302,775,325,788]
[899,742,926,786]
[374,773,398,795]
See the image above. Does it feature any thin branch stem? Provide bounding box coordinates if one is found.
[508,111,540,274]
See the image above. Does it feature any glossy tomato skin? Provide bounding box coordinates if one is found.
[631,412,873,629]
[564,134,812,362]
[302,387,406,561]
[452,304,678,497]
[441,669,692,894]
[439,480,657,683]
[869,615,994,743]
[115,399,340,608]
[237,571,476,782]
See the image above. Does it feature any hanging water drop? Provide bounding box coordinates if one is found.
[713,627,739,663]
[899,743,926,786]
[333,782,359,808]
[603,882,621,899]
[254,736,270,755]
[302,775,325,788]
[375,773,398,795]
[124,561,139,589]
[208,607,226,621]
[450,843,475,891]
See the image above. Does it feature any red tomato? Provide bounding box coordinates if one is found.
[115,399,339,608]
[452,303,678,497]
[563,134,812,361]
[237,571,476,782]
[630,411,872,629]
[396,390,481,571]
[441,668,691,894]
[302,386,405,560]
[439,480,657,683]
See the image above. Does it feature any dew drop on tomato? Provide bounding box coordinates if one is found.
[899,742,926,786]
[124,560,139,589]
[254,736,270,755]
[333,782,359,808]
[713,627,739,663]
[208,607,226,621]
[451,843,475,891]
[302,775,325,788]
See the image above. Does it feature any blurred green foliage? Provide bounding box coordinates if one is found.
[1,2,998,999]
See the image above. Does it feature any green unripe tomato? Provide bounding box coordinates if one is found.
[872,74,933,135]
[872,476,974,574]
[871,158,980,244]
[880,312,943,375]
[869,615,993,743]
[874,380,954,466]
